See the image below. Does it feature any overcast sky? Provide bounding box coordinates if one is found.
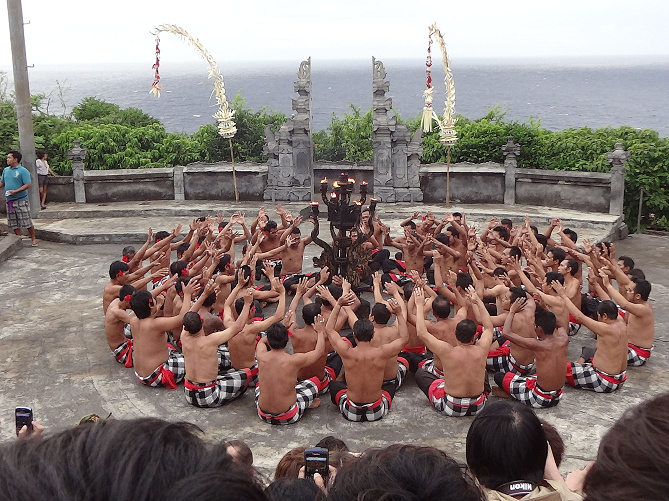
[1,0,668,66]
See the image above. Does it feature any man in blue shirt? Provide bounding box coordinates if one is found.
[1,150,37,246]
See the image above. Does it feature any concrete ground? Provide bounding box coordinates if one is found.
[0,203,664,479]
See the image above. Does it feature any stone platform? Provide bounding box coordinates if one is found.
[0,202,662,481]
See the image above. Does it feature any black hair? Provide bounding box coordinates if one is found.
[130,290,154,319]
[597,299,619,320]
[265,220,278,231]
[8,150,21,162]
[618,255,635,270]
[175,277,190,297]
[202,291,217,308]
[315,436,349,452]
[529,225,538,236]
[507,246,522,259]
[547,247,566,263]
[534,309,556,335]
[328,284,343,301]
[35,149,46,160]
[466,400,548,490]
[492,225,509,241]
[122,246,135,257]
[290,226,301,235]
[327,444,481,501]
[402,282,415,301]
[183,311,203,334]
[545,271,564,286]
[170,260,188,277]
[213,254,232,275]
[301,303,321,325]
[371,303,391,325]
[509,286,527,303]
[403,220,417,230]
[452,212,462,218]
[455,319,477,343]
[118,284,136,301]
[500,218,513,228]
[265,477,319,501]
[446,226,459,238]
[456,272,473,290]
[632,279,651,301]
[267,322,288,349]
[562,228,578,243]
[492,267,508,278]
[353,319,375,342]
[172,471,267,501]
[434,232,450,246]
[535,234,548,250]
[627,268,646,281]
[176,242,189,256]
[564,258,579,276]
[154,230,170,243]
[432,295,451,319]
[109,260,129,279]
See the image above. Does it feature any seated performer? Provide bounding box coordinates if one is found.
[601,268,654,366]
[494,299,569,408]
[180,290,253,408]
[326,294,409,422]
[414,286,494,417]
[555,281,628,393]
[102,260,166,314]
[255,320,326,425]
[129,279,211,389]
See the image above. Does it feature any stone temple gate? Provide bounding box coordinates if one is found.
[263,57,423,202]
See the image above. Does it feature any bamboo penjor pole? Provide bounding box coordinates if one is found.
[149,25,239,201]
[420,23,457,205]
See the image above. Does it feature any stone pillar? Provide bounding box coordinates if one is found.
[173,166,185,201]
[263,58,313,202]
[502,136,520,205]
[68,139,87,203]
[607,141,630,216]
[407,129,424,202]
[392,124,410,201]
[372,57,396,202]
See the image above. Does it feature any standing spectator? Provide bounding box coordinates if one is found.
[35,149,58,210]
[1,150,37,246]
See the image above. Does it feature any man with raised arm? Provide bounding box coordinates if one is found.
[254,317,326,425]
[102,259,167,314]
[554,281,628,392]
[129,279,211,389]
[414,286,493,417]
[326,294,409,422]
[599,269,654,366]
[180,290,254,408]
[494,299,569,408]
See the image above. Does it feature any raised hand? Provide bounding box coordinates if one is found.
[510,297,527,313]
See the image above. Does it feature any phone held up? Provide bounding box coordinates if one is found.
[15,406,33,436]
[304,447,329,480]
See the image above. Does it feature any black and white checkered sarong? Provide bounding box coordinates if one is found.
[566,362,626,393]
[498,372,562,408]
[487,341,535,375]
[383,357,409,391]
[427,379,487,417]
[627,343,653,367]
[217,345,232,373]
[254,376,319,425]
[184,367,251,408]
[135,349,185,389]
[334,391,392,422]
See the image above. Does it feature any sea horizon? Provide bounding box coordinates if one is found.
[1,55,668,137]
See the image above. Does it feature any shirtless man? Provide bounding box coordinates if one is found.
[368,302,409,390]
[443,217,469,271]
[180,291,254,408]
[494,300,569,408]
[600,270,654,366]
[326,295,409,422]
[261,218,314,290]
[486,287,537,376]
[508,257,573,334]
[555,281,628,392]
[386,228,426,281]
[408,292,467,378]
[414,286,494,417]
[102,260,166,314]
[223,276,286,385]
[255,319,325,425]
[129,279,210,389]
[104,277,176,367]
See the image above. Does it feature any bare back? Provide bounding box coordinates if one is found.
[104,299,131,350]
[340,343,389,404]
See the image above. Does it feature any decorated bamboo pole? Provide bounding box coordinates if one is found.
[149,25,239,201]
[420,23,457,204]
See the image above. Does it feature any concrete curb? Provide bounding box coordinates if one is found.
[0,232,23,263]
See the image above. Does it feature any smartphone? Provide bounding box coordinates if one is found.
[304,447,329,479]
[15,406,33,436]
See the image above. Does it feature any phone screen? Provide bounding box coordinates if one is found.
[15,407,33,436]
[304,447,329,479]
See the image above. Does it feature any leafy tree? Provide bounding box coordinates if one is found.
[313,105,373,162]
[72,97,159,127]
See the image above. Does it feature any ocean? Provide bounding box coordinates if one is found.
[5,56,669,137]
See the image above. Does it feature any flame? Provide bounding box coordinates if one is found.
[348,178,355,184]
[321,177,327,183]
[310,201,319,206]
[354,200,362,206]
[332,181,340,188]
[361,180,368,185]
[330,192,337,198]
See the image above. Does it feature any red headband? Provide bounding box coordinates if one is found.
[124,294,132,302]
[148,298,154,306]
[180,269,188,276]
[122,255,130,263]
[117,270,124,277]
